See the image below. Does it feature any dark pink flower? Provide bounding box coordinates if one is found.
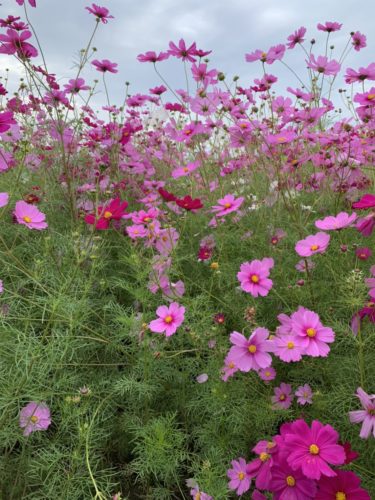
[85,4,113,23]
[168,39,197,62]
[16,0,36,7]
[0,28,38,58]
[317,21,342,32]
[0,111,16,133]
[287,26,307,49]
[137,51,169,63]
[316,470,370,500]
[270,459,317,499]
[91,59,118,73]
[352,193,375,209]
[351,31,367,51]
[284,419,345,480]
[19,401,51,436]
[356,247,372,260]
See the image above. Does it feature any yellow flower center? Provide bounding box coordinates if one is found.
[251,274,259,283]
[261,52,267,59]
[239,123,248,129]
[279,394,286,401]
[30,415,39,424]
[287,341,295,349]
[276,136,287,142]
[238,472,245,480]
[224,202,232,208]
[259,452,270,462]
[367,93,375,100]
[184,129,192,135]
[248,344,257,353]
[229,362,235,369]
[306,328,316,338]
[164,315,173,324]
[309,444,320,455]
[22,216,32,223]
[286,475,296,487]
[183,167,189,172]
[103,210,112,219]
[336,493,346,500]
[143,217,151,222]
[210,262,219,270]
[267,441,276,449]
[265,371,271,377]
[194,494,201,500]
[310,244,319,251]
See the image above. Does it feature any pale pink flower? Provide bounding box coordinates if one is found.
[349,387,375,439]
[315,212,357,230]
[295,232,330,257]
[14,200,47,230]
[0,192,9,207]
[295,384,313,405]
[211,194,244,217]
[227,457,252,495]
[19,401,51,436]
[273,334,305,362]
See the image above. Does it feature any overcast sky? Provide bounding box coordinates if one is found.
[1,0,374,113]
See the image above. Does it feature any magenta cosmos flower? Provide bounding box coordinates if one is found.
[227,328,273,372]
[237,257,274,297]
[291,307,335,357]
[284,419,345,480]
[16,0,36,7]
[317,21,342,32]
[227,457,252,495]
[211,194,244,217]
[19,401,51,436]
[14,200,47,230]
[352,193,375,210]
[315,212,357,230]
[137,51,169,63]
[0,28,38,58]
[91,59,118,73]
[349,387,375,439]
[149,302,185,337]
[273,334,305,363]
[85,4,114,23]
[295,232,330,257]
[271,383,293,409]
[316,470,370,500]
[270,459,317,499]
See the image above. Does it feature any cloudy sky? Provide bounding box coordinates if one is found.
[1,0,374,113]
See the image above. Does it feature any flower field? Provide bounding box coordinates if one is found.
[0,2,374,499]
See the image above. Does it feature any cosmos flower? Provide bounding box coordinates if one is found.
[349,387,375,439]
[227,458,252,495]
[271,383,294,409]
[227,328,273,372]
[149,302,185,337]
[19,401,51,436]
[316,470,370,500]
[85,4,114,23]
[211,194,244,217]
[295,232,330,257]
[295,384,313,405]
[237,258,274,297]
[14,200,47,230]
[91,59,118,73]
[315,212,357,230]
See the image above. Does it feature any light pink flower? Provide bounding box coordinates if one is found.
[315,212,357,230]
[295,384,313,405]
[307,55,341,76]
[227,457,252,495]
[0,192,9,207]
[349,387,375,439]
[237,258,274,297]
[211,194,244,217]
[272,383,293,409]
[227,328,273,372]
[19,401,51,436]
[14,200,47,230]
[258,366,276,382]
[149,302,185,337]
[295,232,330,257]
[273,334,305,362]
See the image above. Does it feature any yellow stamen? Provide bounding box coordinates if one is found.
[306,328,316,338]
[310,244,319,251]
[309,444,319,455]
[229,362,235,369]
[30,415,39,424]
[336,493,346,500]
[22,216,32,223]
[251,275,260,283]
[286,475,296,487]
[367,93,375,100]
[259,452,270,462]
[164,315,173,324]
[238,472,245,480]
[248,344,257,353]
[103,211,112,219]
[279,394,286,401]
[287,341,295,349]
[276,136,287,142]
[224,202,232,209]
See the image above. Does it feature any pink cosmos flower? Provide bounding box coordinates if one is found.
[221,356,239,381]
[237,257,274,297]
[227,458,252,495]
[349,387,375,439]
[271,383,293,409]
[352,194,375,210]
[295,384,313,405]
[258,366,276,382]
[286,26,306,49]
[284,419,345,480]
[0,192,9,207]
[189,487,213,500]
[91,59,118,73]
[149,302,185,337]
[0,29,38,58]
[227,328,273,372]
[211,194,244,217]
[19,401,51,436]
[307,54,341,76]
[345,64,375,84]
[171,160,200,179]
[352,31,367,51]
[247,440,276,490]
[356,247,372,260]
[295,232,330,257]
[270,459,317,499]
[295,258,315,272]
[315,212,357,230]
[85,4,114,23]
[356,214,375,237]
[0,111,16,133]
[317,21,342,32]
[16,0,36,7]
[14,201,47,230]
[266,131,297,144]
[354,88,375,106]
[137,51,169,63]
[168,39,197,62]
[126,224,147,239]
[273,334,305,363]
[291,307,335,357]
[245,44,285,64]
[85,198,128,230]
[63,78,90,93]
[316,470,370,500]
